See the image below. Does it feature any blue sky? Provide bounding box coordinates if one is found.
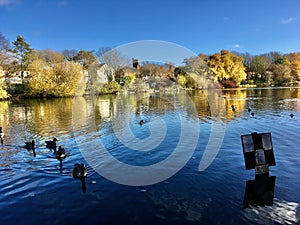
[1,0,299,57]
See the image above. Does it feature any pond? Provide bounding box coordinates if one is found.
[0,87,300,225]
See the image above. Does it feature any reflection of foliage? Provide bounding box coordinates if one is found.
[0,101,9,125]
[1,98,76,139]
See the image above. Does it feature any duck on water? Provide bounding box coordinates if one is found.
[25,140,36,157]
[55,146,66,169]
[73,163,88,193]
[45,138,58,150]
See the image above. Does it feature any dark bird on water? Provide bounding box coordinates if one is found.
[55,146,66,169]
[72,163,87,179]
[25,140,35,149]
[25,140,36,157]
[45,138,58,150]
[231,105,236,112]
[139,120,145,126]
[73,163,87,193]
[290,113,295,118]
[248,108,252,112]
[0,127,4,144]
[251,112,255,117]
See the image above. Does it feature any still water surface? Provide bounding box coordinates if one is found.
[0,88,300,225]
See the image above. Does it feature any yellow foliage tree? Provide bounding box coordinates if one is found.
[27,58,84,97]
[207,50,246,84]
[0,66,9,99]
[176,74,186,88]
[286,52,300,81]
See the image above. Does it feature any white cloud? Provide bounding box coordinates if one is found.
[233,44,240,48]
[0,0,19,6]
[280,17,294,24]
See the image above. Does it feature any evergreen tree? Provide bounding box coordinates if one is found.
[12,35,32,78]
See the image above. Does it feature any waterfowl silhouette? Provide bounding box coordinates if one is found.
[139,120,145,126]
[25,140,36,157]
[72,163,87,179]
[251,112,255,117]
[248,108,252,112]
[73,163,87,193]
[45,138,58,150]
[55,146,66,169]
[290,113,295,118]
[25,140,35,149]
[0,127,4,144]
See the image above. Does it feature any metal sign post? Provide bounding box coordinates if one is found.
[241,132,277,207]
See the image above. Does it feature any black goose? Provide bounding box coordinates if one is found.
[73,163,87,193]
[25,140,36,157]
[0,127,4,144]
[290,113,295,118]
[25,140,35,149]
[231,105,236,112]
[55,146,66,168]
[72,163,87,179]
[45,138,58,150]
[139,120,145,126]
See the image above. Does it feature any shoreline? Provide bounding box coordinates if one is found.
[2,85,300,102]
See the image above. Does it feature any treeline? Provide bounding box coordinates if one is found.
[1,32,300,100]
[175,50,300,89]
[0,33,100,99]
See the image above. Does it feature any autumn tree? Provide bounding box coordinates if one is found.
[26,51,84,97]
[270,64,292,85]
[182,56,216,88]
[206,50,246,86]
[74,50,96,70]
[0,32,13,66]
[265,51,283,63]
[96,47,130,71]
[286,52,300,81]
[61,49,78,61]
[174,67,187,77]
[36,49,64,64]
[140,62,171,77]
[12,35,32,77]
[248,55,272,83]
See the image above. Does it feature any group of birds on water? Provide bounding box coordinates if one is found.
[231,104,255,117]
[0,128,88,192]
[230,105,295,118]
